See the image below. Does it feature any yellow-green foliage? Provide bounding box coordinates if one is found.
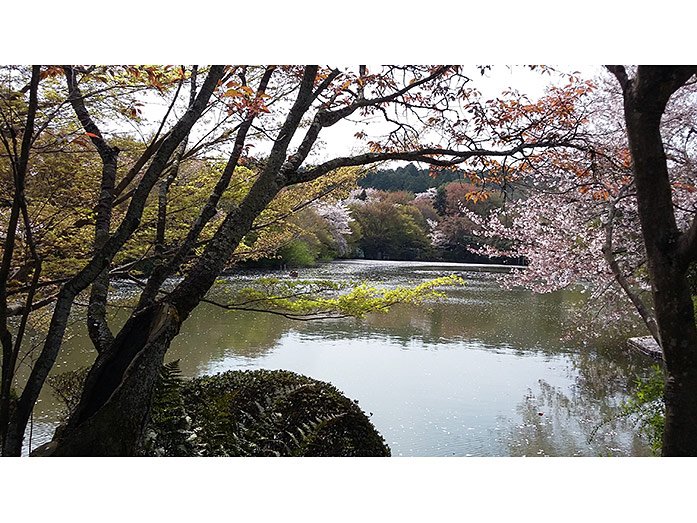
[1,140,101,278]
[117,161,254,266]
[117,164,362,268]
[215,274,464,319]
[3,107,363,278]
[234,166,363,262]
[620,365,665,455]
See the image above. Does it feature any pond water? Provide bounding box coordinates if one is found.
[26,260,656,456]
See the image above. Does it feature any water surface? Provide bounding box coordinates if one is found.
[27,260,654,456]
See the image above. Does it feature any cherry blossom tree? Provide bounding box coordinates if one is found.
[469,67,697,455]
[607,65,697,456]
[313,201,353,256]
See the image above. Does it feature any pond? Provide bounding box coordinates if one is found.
[26,260,656,456]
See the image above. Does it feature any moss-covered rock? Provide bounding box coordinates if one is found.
[181,369,391,457]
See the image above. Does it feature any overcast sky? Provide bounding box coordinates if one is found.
[121,64,608,170]
[299,64,605,163]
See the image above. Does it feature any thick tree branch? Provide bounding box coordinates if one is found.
[286,140,572,185]
[64,65,120,353]
[137,66,276,308]
[605,65,629,93]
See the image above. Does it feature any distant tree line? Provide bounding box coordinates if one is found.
[254,178,523,268]
[357,163,461,193]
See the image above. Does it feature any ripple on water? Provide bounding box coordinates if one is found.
[35,260,654,457]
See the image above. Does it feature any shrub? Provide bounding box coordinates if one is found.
[181,369,391,457]
[47,365,390,457]
[279,240,316,267]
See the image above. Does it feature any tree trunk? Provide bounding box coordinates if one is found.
[33,303,181,456]
[622,66,697,456]
[657,270,697,456]
[35,67,319,456]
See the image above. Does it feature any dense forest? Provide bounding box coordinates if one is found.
[357,163,461,192]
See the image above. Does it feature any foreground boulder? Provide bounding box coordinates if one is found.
[180,369,391,457]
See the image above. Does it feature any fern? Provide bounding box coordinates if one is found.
[226,386,306,456]
[287,413,346,456]
[181,370,391,456]
[144,359,203,457]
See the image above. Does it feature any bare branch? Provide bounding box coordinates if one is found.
[601,189,660,342]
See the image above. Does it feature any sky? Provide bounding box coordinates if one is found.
[313,65,605,161]
[134,64,606,167]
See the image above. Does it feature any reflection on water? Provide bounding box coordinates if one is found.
[26,260,655,456]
